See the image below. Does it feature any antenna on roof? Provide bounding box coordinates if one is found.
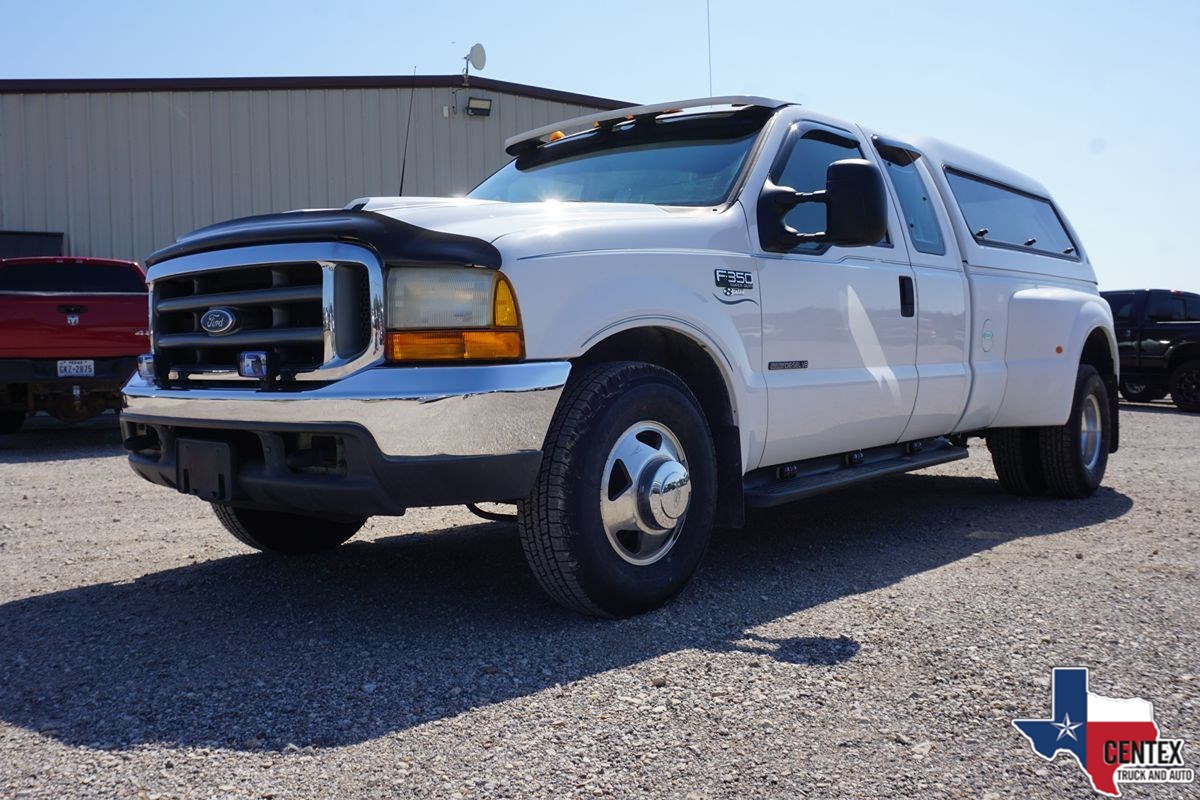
[399,66,417,196]
[463,43,486,86]
[706,0,713,95]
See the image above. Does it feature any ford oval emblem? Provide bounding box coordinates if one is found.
[200,307,237,336]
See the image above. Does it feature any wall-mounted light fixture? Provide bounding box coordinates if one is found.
[466,97,493,117]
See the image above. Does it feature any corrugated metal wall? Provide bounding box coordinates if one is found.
[0,87,601,263]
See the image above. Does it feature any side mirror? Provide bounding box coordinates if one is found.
[757,158,888,253]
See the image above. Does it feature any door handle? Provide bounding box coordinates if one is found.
[899,276,915,318]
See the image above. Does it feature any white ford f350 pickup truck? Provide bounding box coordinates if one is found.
[122,96,1119,617]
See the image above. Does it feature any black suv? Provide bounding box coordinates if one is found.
[1102,289,1200,411]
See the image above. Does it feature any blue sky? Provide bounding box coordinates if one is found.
[2,0,1197,291]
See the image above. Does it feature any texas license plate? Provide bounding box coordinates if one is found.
[56,359,95,377]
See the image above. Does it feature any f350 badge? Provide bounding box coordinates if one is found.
[713,269,757,306]
[714,269,753,293]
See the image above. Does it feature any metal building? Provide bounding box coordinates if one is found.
[0,75,625,263]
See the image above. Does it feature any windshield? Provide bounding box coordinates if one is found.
[469,109,770,207]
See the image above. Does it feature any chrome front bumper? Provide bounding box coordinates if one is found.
[121,361,570,458]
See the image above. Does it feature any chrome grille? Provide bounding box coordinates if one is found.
[148,242,385,384]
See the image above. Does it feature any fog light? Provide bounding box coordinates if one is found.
[136,354,156,380]
[238,351,273,379]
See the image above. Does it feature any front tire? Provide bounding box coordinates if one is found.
[518,361,717,618]
[1039,365,1111,498]
[0,411,25,435]
[1170,360,1200,411]
[212,504,365,554]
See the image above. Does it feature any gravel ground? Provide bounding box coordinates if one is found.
[0,403,1196,799]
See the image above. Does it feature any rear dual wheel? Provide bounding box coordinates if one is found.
[988,365,1110,499]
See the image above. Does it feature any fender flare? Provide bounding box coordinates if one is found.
[577,314,768,475]
[992,288,1116,428]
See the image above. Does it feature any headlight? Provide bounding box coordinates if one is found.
[385,267,523,362]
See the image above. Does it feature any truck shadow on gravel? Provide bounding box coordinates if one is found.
[0,472,1131,751]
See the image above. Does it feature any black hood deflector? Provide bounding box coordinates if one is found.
[145,209,502,268]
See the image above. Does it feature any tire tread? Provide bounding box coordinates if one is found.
[518,361,710,617]
[1039,365,1108,498]
[988,428,1046,496]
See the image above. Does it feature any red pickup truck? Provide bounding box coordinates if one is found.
[0,256,147,433]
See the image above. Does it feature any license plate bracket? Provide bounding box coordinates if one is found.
[176,439,235,502]
[57,359,95,378]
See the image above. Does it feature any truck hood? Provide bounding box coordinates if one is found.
[350,197,747,261]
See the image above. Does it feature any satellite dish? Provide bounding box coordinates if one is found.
[469,43,486,72]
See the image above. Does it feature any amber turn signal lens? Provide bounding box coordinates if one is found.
[386,330,523,362]
[493,277,519,328]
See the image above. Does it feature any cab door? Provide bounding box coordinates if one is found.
[867,132,971,441]
[753,122,918,466]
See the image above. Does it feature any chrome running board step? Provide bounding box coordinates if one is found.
[743,437,968,509]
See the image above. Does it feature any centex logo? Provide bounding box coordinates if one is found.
[1013,667,1194,796]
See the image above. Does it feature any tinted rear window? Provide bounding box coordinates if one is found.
[0,262,146,293]
[945,170,1078,258]
[1147,292,1187,322]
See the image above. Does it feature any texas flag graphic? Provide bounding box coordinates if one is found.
[1012,667,1190,796]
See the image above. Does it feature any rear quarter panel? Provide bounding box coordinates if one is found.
[991,287,1115,427]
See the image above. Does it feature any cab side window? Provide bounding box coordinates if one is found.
[945,169,1077,258]
[1187,294,1200,321]
[882,158,946,256]
[1105,293,1135,325]
[1147,292,1186,322]
[776,130,882,252]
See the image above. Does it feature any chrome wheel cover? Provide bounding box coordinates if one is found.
[599,421,691,566]
[1080,393,1103,471]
